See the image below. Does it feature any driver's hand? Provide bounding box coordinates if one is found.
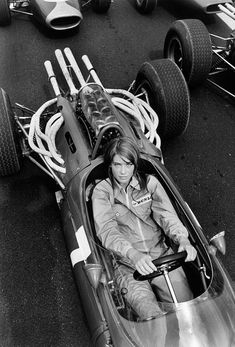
[178,237,197,262]
[127,249,157,275]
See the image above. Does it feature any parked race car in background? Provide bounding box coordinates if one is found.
[163,0,235,15]
[164,18,235,98]
[168,0,235,16]
[138,0,235,16]
[0,0,112,31]
[132,1,235,98]
[0,48,234,346]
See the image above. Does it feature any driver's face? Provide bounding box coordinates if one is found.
[111,154,135,188]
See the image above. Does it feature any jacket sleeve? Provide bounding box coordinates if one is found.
[149,176,188,243]
[92,182,133,258]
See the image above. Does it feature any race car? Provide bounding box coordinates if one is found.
[170,0,235,15]
[137,0,235,98]
[136,0,235,16]
[0,48,234,346]
[0,0,111,31]
[163,18,235,98]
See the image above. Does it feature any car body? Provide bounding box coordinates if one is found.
[0,48,234,346]
[163,17,235,98]
[135,1,235,98]
[168,0,234,14]
[0,0,111,31]
[139,0,235,15]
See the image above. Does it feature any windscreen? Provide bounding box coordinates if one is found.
[115,256,235,347]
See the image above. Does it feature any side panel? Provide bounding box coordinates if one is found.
[55,97,91,185]
[58,192,110,345]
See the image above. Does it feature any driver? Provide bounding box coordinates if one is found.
[92,136,197,320]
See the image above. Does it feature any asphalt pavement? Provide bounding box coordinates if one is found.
[0,0,234,346]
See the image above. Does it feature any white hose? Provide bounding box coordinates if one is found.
[111,97,145,130]
[28,98,57,154]
[48,116,64,154]
[44,155,66,174]
[45,112,63,151]
[34,113,64,165]
[45,112,62,138]
[107,88,161,149]
[34,133,65,173]
[28,114,53,157]
[28,98,66,173]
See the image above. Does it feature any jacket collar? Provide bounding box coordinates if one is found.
[113,175,140,193]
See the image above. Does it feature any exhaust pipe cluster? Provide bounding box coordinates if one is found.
[44,47,103,97]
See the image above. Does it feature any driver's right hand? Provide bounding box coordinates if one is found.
[127,248,157,275]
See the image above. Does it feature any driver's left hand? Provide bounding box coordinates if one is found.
[178,237,197,262]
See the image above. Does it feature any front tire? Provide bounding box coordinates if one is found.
[0,0,11,26]
[0,89,22,176]
[133,59,190,139]
[135,0,157,14]
[91,0,111,13]
[164,19,212,87]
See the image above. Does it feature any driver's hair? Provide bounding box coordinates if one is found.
[104,136,147,190]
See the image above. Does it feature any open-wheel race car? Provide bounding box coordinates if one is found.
[162,6,235,98]
[0,48,235,346]
[167,0,235,15]
[137,0,235,15]
[0,0,111,31]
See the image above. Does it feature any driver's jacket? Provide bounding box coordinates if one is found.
[92,175,188,264]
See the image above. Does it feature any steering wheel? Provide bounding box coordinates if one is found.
[133,251,187,281]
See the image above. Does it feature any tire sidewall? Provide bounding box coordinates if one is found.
[135,67,167,136]
[164,26,193,84]
[0,89,22,176]
[134,59,190,139]
[164,19,212,87]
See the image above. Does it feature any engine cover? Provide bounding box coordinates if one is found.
[79,84,120,136]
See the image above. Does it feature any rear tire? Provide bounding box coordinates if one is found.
[135,0,156,14]
[0,0,11,26]
[133,59,190,139]
[164,19,212,87]
[91,0,111,13]
[0,89,22,176]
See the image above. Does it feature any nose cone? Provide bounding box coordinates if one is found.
[46,1,83,30]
